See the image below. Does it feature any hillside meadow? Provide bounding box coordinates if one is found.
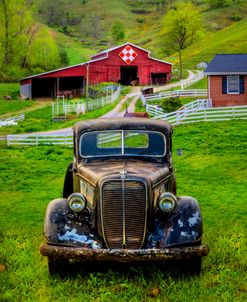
[0,120,246,302]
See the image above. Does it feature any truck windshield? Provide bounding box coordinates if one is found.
[79,130,166,158]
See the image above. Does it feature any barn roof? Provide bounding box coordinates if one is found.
[20,42,172,81]
[20,56,107,81]
[92,42,150,57]
[91,42,172,65]
[205,54,247,75]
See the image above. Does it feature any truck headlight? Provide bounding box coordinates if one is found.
[68,193,87,212]
[158,192,177,213]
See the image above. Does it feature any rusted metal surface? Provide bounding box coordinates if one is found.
[40,243,209,262]
[73,118,172,150]
[123,112,149,118]
[41,118,209,270]
[77,160,170,188]
[101,179,147,249]
[147,196,203,248]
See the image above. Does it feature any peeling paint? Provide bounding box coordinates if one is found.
[181,231,190,237]
[58,229,102,249]
[188,212,200,227]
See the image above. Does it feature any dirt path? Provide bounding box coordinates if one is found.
[19,88,141,136]
[153,70,196,93]
[101,87,141,118]
[0,99,53,119]
[5,71,195,136]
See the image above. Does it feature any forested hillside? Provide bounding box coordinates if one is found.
[0,0,247,81]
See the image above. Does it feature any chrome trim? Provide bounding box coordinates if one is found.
[100,178,148,249]
[152,174,171,189]
[122,176,126,247]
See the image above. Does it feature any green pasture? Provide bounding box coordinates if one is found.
[0,100,35,116]
[0,120,246,301]
[187,78,208,90]
[0,83,20,99]
[0,98,120,135]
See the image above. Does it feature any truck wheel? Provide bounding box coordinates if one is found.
[48,257,70,276]
[179,257,202,276]
[63,163,73,198]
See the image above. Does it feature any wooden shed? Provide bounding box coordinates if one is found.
[205,54,247,107]
[20,42,172,99]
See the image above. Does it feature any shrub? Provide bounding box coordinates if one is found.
[160,97,182,113]
[230,13,242,21]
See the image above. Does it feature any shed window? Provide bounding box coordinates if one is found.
[227,76,239,94]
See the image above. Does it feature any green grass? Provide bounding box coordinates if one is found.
[187,78,208,90]
[135,98,146,113]
[177,17,247,70]
[0,120,246,301]
[0,100,35,116]
[0,98,120,135]
[50,29,95,65]
[0,83,20,99]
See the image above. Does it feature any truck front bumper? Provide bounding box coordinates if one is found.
[40,243,209,262]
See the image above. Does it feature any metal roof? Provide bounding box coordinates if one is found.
[20,42,172,81]
[205,54,247,75]
[92,42,172,65]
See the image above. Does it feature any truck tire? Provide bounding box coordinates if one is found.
[178,256,202,276]
[48,256,70,276]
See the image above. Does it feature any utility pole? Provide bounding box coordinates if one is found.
[86,63,89,110]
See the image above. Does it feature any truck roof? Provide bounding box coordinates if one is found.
[73,118,172,137]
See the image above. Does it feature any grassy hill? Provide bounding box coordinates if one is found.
[32,0,247,70]
[0,0,247,81]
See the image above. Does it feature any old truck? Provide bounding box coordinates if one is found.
[40,118,209,275]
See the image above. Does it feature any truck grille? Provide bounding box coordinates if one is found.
[101,180,147,249]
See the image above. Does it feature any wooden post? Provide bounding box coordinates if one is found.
[86,63,89,110]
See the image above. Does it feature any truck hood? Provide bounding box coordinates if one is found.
[77,159,170,188]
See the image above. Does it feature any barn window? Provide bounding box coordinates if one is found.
[227,76,239,94]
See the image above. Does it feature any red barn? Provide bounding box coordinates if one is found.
[20,42,172,99]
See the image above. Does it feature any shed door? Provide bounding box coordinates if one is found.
[151,73,167,85]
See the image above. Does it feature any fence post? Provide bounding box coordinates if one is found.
[36,135,38,146]
[176,111,179,124]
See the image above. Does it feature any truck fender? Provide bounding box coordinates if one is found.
[43,198,101,249]
[150,196,203,248]
[63,163,73,198]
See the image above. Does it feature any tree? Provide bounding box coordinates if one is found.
[112,20,125,43]
[82,15,104,45]
[39,0,66,26]
[59,47,70,66]
[161,2,202,79]
[27,27,60,71]
[0,0,32,65]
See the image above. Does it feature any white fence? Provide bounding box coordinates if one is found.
[143,89,208,105]
[0,113,25,127]
[7,133,73,146]
[5,98,247,146]
[146,100,247,125]
[180,71,204,90]
[52,86,121,119]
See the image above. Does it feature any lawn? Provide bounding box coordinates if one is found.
[0,83,19,99]
[0,120,246,301]
[0,98,120,135]
[0,100,35,116]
